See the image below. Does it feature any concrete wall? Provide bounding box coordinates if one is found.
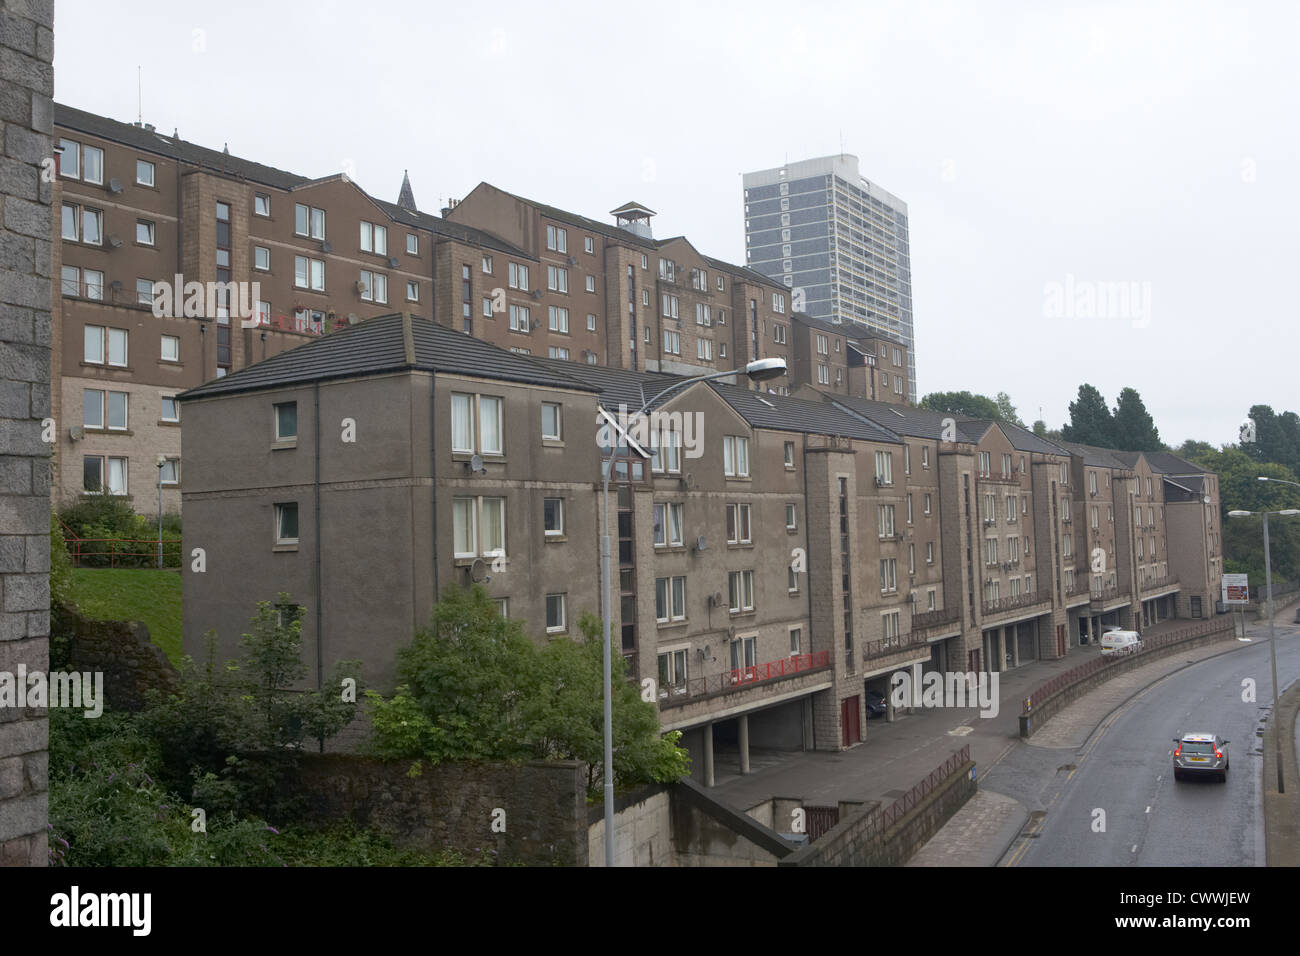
[587,784,673,867]
[0,0,54,868]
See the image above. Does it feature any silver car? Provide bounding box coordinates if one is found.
[1172,733,1230,782]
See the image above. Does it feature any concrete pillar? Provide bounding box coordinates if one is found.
[1090,615,1099,644]
[1012,625,1021,667]
[738,714,750,775]
[997,628,1007,671]
[703,722,715,787]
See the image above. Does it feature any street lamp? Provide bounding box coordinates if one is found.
[597,357,787,866]
[155,455,167,569]
[1227,488,1300,794]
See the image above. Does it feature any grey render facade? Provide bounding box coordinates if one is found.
[743,155,916,402]
[181,313,1225,786]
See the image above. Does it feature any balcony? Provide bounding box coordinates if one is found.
[1140,574,1180,595]
[1088,582,1132,610]
[658,650,831,710]
[861,628,934,662]
[981,589,1049,618]
[250,310,329,337]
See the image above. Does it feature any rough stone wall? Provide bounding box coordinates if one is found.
[0,0,55,868]
[51,604,180,710]
[285,754,588,865]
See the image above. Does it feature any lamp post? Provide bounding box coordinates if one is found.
[155,455,166,569]
[598,357,786,866]
[1228,481,1300,793]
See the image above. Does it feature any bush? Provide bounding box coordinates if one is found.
[58,501,182,568]
[49,510,73,607]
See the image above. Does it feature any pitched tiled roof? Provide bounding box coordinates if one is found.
[790,311,866,339]
[710,383,901,443]
[1142,451,1210,475]
[1053,440,1133,469]
[179,314,598,401]
[525,356,684,413]
[828,394,967,441]
[996,421,1073,456]
[370,199,530,258]
[55,103,310,190]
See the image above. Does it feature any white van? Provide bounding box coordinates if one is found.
[1100,629,1143,656]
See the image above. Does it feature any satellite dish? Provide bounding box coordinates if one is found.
[321,240,333,254]
[387,256,399,269]
[470,454,484,474]
[108,177,123,193]
[1203,496,1211,505]
[469,558,487,583]
[108,235,123,248]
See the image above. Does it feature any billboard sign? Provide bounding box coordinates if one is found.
[1222,573,1249,605]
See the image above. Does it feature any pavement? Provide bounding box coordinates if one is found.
[705,608,1299,865]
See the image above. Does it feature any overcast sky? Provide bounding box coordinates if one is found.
[52,0,1299,448]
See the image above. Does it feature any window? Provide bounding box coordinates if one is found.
[77,207,103,245]
[662,329,681,354]
[1006,494,1017,521]
[658,258,675,281]
[772,292,786,313]
[82,389,103,428]
[907,495,914,524]
[508,262,529,290]
[541,403,562,440]
[584,275,595,293]
[82,145,103,185]
[723,436,750,477]
[359,270,387,303]
[82,269,104,300]
[816,333,828,355]
[548,306,569,333]
[583,313,596,333]
[453,495,506,559]
[60,265,79,296]
[979,451,991,476]
[658,648,688,694]
[448,394,505,455]
[642,290,650,307]
[924,493,932,515]
[61,203,78,240]
[696,303,712,327]
[726,503,752,544]
[788,565,800,592]
[159,458,179,485]
[878,504,896,537]
[880,558,898,593]
[82,455,127,495]
[161,395,180,422]
[59,139,81,178]
[106,328,127,367]
[922,446,930,468]
[1001,453,1012,478]
[406,280,419,302]
[360,221,388,255]
[294,204,325,239]
[789,626,802,655]
[547,265,569,293]
[509,304,530,332]
[875,450,893,485]
[160,334,179,362]
[926,542,935,564]
[780,503,797,531]
[655,576,687,623]
[584,235,594,254]
[254,245,270,270]
[546,225,567,253]
[984,537,998,565]
[295,256,325,291]
[275,503,299,545]
[274,402,297,441]
[728,570,755,613]
[83,326,104,363]
[544,497,564,537]
[136,219,155,245]
[817,365,829,385]
[696,339,713,361]
[254,192,270,216]
[661,294,679,318]
[650,424,681,474]
[784,441,795,468]
[652,502,684,547]
[1091,506,1099,529]
[772,323,785,343]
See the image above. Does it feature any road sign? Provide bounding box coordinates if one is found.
[1222,573,1249,605]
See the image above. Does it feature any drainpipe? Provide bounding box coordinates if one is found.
[430,370,439,599]
[802,440,815,753]
[314,380,324,752]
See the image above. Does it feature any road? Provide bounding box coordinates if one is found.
[994,624,1300,866]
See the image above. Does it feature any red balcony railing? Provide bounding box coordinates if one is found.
[659,650,830,707]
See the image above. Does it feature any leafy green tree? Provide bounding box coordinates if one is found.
[49,510,73,607]
[143,594,361,816]
[920,390,1000,421]
[1111,387,1163,451]
[1061,384,1114,447]
[368,586,688,797]
[994,392,1026,428]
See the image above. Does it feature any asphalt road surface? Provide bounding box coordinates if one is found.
[998,630,1300,866]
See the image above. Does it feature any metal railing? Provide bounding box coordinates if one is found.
[861,628,931,661]
[251,312,329,336]
[910,606,960,630]
[64,536,182,569]
[855,745,971,840]
[981,589,1048,616]
[659,650,830,705]
[1089,582,1132,605]
[1139,574,1180,593]
[1022,617,1229,713]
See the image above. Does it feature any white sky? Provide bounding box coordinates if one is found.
[52,0,1300,448]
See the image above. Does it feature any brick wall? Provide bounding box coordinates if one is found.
[0,0,54,867]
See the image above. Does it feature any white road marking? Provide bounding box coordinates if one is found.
[1145,806,1151,813]
[1131,844,1138,853]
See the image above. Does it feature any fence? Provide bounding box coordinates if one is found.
[847,745,971,842]
[660,651,830,705]
[1022,617,1228,714]
[65,535,182,569]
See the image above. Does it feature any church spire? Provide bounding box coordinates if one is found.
[397,169,417,213]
